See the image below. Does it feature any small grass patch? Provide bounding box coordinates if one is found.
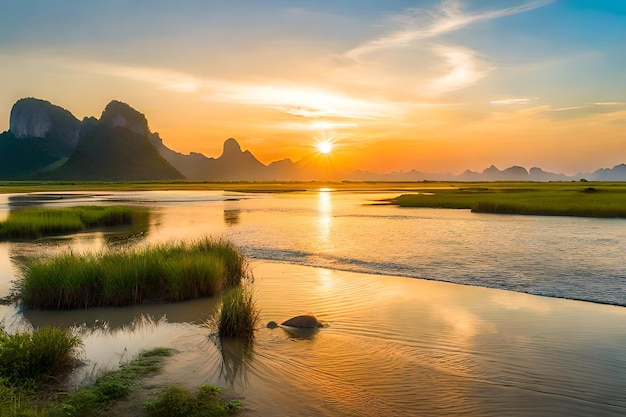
[0,325,82,387]
[47,347,174,417]
[218,285,260,341]
[17,237,249,309]
[144,384,243,417]
[0,205,145,240]
[0,324,82,417]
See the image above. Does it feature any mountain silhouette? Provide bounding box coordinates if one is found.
[1,97,626,181]
[0,98,80,179]
[35,100,182,181]
[150,134,304,180]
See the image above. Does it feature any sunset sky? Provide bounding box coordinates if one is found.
[1,0,625,176]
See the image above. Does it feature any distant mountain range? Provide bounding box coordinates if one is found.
[1,97,625,182]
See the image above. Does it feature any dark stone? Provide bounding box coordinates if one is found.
[281,314,324,328]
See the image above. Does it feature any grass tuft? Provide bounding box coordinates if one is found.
[17,237,249,309]
[217,285,260,340]
[144,384,243,417]
[0,325,82,386]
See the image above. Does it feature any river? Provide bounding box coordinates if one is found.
[1,190,625,416]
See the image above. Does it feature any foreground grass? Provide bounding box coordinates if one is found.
[390,182,626,218]
[145,384,243,417]
[0,324,83,417]
[0,347,173,417]
[18,237,249,309]
[218,285,260,341]
[45,348,175,417]
[1,333,242,417]
[0,206,144,240]
[0,325,82,388]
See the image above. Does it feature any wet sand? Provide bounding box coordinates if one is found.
[88,261,626,417]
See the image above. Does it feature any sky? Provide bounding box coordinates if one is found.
[1,0,625,176]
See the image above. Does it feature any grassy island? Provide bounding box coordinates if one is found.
[0,205,145,240]
[390,182,626,218]
[17,237,248,309]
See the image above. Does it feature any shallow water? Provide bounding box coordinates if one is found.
[1,190,626,416]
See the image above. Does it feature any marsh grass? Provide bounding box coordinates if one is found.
[0,206,143,240]
[391,183,626,218]
[144,384,244,417]
[18,237,249,309]
[217,285,260,340]
[45,347,174,417]
[0,325,82,386]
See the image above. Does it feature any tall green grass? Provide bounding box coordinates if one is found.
[0,325,82,386]
[0,206,143,239]
[17,237,249,309]
[218,285,260,340]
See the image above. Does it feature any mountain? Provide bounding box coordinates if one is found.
[586,164,626,181]
[0,98,80,179]
[37,101,182,181]
[150,135,304,180]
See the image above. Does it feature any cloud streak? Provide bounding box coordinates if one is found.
[345,0,554,59]
[427,45,491,94]
[58,59,401,122]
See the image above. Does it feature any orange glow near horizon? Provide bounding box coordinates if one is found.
[1,1,625,176]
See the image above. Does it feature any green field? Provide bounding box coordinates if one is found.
[388,182,626,218]
[0,205,147,240]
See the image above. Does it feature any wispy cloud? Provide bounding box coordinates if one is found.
[59,59,400,122]
[427,45,491,94]
[536,102,626,120]
[491,97,537,105]
[345,0,553,59]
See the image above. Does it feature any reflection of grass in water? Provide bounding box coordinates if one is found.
[391,182,626,218]
[17,237,249,309]
[206,332,254,388]
[0,206,147,240]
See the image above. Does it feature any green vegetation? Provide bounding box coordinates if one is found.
[0,347,172,417]
[0,325,82,387]
[46,347,174,417]
[0,205,144,240]
[0,324,82,417]
[144,384,243,417]
[0,333,242,417]
[17,237,249,309]
[218,285,260,340]
[390,182,626,218]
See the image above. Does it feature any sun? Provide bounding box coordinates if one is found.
[316,140,333,154]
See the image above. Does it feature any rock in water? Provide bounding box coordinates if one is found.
[281,314,323,328]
